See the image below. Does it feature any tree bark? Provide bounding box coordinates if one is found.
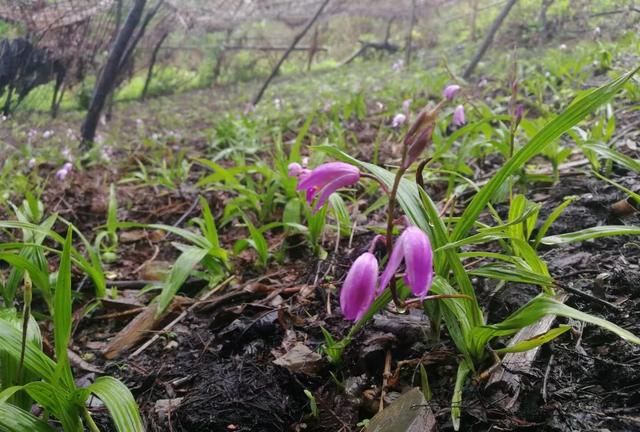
[404,0,417,66]
[252,0,331,106]
[141,31,168,99]
[463,0,518,79]
[81,0,147,147]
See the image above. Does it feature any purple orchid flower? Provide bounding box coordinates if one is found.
[452,105,466,127]
[340,252,379,320]
[295,162,360,211]
[443,84,461,101]
[379,226,434,298]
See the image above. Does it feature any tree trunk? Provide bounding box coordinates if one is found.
[404,0,417,66]
[81,0,146,148]
[213,29,233,84]
[463,0,519,79]
[106,0,123,122]
[252,0,331,106]
[141,31,168,99]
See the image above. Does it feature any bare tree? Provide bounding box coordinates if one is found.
[81,0,147,148]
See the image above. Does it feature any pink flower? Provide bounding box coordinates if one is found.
[392,113,407,128]
[379,226,433,298]
[452,105,465,127]
[443,84,461,101]
[340,252,379,320]
[295,162,360,211]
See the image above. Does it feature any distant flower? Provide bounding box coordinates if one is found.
[392,113,407,128]
[402,99,412,114]
[340,252,379,320]
[62,148,72,161]
[294,162,360,211]
[392,59,404,72]
[288,162,303,177]
[514,104,525,122]
[593,27,601,39]
[559,44,567,50]
[55,162,72,181]
[379,226,433,298]
[27,158,36,169]
[452,105,465,127]
[274,98,282,110]
[443,84,461,101]
[301,157,309,168]
[42,130,54,139]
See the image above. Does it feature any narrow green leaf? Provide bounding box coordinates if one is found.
[451,360,471,431]
[495,325,571,354]
[87,377,144,432]
[53,228,74,388]
[157,247,208,314]
[541,226,640,245]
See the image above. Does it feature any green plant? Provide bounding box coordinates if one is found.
[318,67,640,429]
[0,229,143,431]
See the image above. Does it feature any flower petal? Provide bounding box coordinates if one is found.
[297,162,359,192]
[313,172,359,211]
[378,235,406,294]
[340,252,379,321]
[402,227,434,298]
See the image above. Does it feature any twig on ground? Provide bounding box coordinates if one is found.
[129,275,234,358]
[542,353,554,402]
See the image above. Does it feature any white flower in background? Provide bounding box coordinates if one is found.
[402,99,412,114]
[62,147,73,161]
[375,102,384,111]
[274,98,282,110]
[28,158,36,169]
[559,44,567,50]
[42,130,54,139]
[302,157,309,169]
[392,59,404,72]
[392,113,407,128]
[1,115,7,121]
[55,162,73,181]
[66,128,75,139]
[593,27,601,39]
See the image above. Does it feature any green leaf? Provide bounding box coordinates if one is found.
[471,294,640,357]
[452,66,640,242]
[86,377,144,432]
[495,325,571,354]
[582,143,640,172]
[0,319,56,383]
[53,228,74,388]
[157,247,208,314]
[23,382,81,431]
[534,196,578,247]
[451,360,471,431]
[541,226,640,245]
[0,401,56,432]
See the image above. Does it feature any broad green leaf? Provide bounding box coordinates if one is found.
[0,401,55,432]
[495,325,571,354]
[541,225,640,245]
[86,377,144,432]
[0,320,56,382]
[23,382,81,432]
